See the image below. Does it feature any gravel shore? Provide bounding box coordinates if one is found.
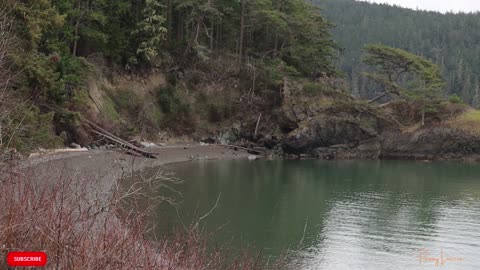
[18,144,251,204]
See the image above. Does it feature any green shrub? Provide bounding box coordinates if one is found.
[157,85,190,115]
[157,85,178,114]
[143,105,164,130]
[155,85,195,134]
[207,99,234,123]
[449,94,463,104]
[303,82,324,96]
[257,59,300,89]
[2,106,63,154]
[71,89,90,108]
[110,88,141,112]
[153,106,164,123]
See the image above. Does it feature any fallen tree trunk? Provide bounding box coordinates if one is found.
[83,119,157,159]
[217,144,265,155]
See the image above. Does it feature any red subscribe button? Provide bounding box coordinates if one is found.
[6,252,47,267]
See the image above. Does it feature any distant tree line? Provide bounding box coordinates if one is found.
[315,0,480,106]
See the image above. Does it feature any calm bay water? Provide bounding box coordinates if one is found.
[148,160,480,269]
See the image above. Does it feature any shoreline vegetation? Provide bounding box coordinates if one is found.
[1,146,288,269]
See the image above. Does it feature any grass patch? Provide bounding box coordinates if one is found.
[457,110,480,122]
[448,109,480,135]
[101,97,121,123]
[102,88,143,119]
[110,88,141,112]
[302,82,325,96]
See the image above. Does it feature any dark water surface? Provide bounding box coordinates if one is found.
[147,160,480,269]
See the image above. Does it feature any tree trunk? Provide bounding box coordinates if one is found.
[73,0,89,57]
[368,92,389,103]
[273,34,278,57]
[216,24,220,50]
[167,0,173,44]
[178,13,183,42]
[254,113,262,140]
[252,66,257,96]
[73,20,80,56]
[238,0,245,67]
[184,13,202,55]
[421,110,425,126]
[210,21,214,50]
[283,77,290,103]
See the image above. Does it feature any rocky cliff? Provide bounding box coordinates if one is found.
[273,98,480,161]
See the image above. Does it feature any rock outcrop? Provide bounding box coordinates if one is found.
[281,116,377,154]
[380,128,480,160]
[275,98,480,161]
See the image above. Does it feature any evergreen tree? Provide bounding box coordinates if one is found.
[363,44,444,125]
[315,0,480,106]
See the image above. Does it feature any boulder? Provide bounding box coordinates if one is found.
[219,122,242,145]
[257,135,278,149]
[70,143,82,149]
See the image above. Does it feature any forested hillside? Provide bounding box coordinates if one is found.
[3,0,480,156]
[0,0,337,153]
[315,0,480,105]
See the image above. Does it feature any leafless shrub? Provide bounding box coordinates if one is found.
[0,164,164,269]
[0,2,25,159]
[0,5,12,150]
[0,163,286,270]
[0,4,12,89]
[117,167,288,270]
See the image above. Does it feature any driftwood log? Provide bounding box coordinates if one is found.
[217,144,265,155]
[83,119,157,159]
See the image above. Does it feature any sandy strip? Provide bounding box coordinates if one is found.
[22,144,251,173]
[12,144,251,211]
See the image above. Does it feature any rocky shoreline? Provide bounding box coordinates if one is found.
[205,99,480,163]
[279,127,480,162]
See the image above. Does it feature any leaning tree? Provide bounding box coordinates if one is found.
[363,44,445,125]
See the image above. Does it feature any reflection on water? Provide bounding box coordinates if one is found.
[145,160,480,269]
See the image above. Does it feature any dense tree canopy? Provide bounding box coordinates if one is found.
[315,0,480,106]
[0,0,339,151]
[8,0,338,104]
